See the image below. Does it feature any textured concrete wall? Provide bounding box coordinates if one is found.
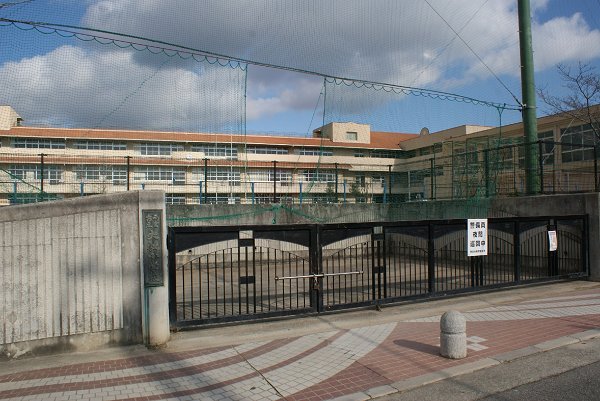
[166,200,494,226]
[0,191,167,358]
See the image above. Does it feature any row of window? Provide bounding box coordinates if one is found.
[6,165,390,185]
[7,139,356,158]
[246,146,288,155]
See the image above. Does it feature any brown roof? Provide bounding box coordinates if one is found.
[3,126,417,150]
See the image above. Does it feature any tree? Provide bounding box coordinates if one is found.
[324,182,337,203]
[349,180,365,203]
[538,62,600,140]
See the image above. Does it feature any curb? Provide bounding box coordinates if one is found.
[328,328,600,401]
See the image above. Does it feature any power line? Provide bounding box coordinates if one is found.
[424,0,522,106]
[411,0,490,88]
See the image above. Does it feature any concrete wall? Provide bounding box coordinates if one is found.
[0,191,168,359]
[167,199,495,226]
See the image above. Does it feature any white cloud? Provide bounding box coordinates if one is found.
[533,13,600,70]
[0,45,245,131]
[3,0,600,129]
[246,69,323,120]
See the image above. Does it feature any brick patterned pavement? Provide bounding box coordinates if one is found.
[1,286,600,401]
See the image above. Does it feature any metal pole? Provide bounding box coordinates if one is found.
[451,145,455,199]
[272,160,277,203]
[430,158,434,200]
[595,144,599,192]
[125,156,131,191]
[203,158,208,204]
[388,165,392,202]
[80,181,84,197]
[538,140,544,193]
[39,153,45,200]
[299,181,303,204]
[383,180,387,204]
[484,149,490,197]
[343,179,347,204]
[334,162,339,202]
[251,182,255,204]
[199,181,203,204]
[518,0,539,194]
[408,170,412,200]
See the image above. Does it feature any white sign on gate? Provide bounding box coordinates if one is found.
[548,230,558,252]
[467,219,488,256]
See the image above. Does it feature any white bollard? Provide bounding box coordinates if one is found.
[440,310,467,359]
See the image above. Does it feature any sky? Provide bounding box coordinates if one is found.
[1,0,600,135]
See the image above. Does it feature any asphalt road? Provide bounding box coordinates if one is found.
[479,360,600,401]
[377,336,600,401]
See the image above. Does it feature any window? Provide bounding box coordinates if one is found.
[137,142,184,156]
[371,150,404,159]
[136,167,185,183]
[191,144,238,158]
[302,170,335,183]
[9,164,36,180]
[253,195,274,204]
[354,174,366,187]
[246,146,288,155]
[372,175,385,187]
[195,194,240,204]
[346,131,358,141]
[561,124,596,163]
[198,168,240,186]
[354,150,367,158]
[538,131,555,165]
[270,171,292,184]
[75,165,127,184]
[74,141,127,151]
[12,138,65,149]
[408,170,426,185]
[10,165,64,183]
[247,169,291,183]
[165,194,187,205]
[297,148,333,156]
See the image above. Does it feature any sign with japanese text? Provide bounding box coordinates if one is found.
[548,230,558,252]
[467,219,488,256]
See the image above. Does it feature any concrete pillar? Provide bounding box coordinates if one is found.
[139,193,170,347]
[146,287,170,346]
[440,310,467,359]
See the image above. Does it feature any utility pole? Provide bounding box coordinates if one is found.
[518,0,540,194]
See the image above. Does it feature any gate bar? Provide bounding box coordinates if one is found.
[276,271,363,280]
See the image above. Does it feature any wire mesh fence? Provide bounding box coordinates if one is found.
[0,140,597,206]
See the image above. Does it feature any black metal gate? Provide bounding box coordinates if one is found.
[168,216,588,327]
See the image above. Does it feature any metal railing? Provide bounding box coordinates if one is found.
[1,140,598,206]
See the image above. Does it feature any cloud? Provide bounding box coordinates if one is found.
[245,68,323,120]
[466,10,600,79]
[533,13,600,69]
[3,0,600,130]
[0,44,245,131]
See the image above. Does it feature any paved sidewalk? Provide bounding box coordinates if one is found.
[1,281,600,401]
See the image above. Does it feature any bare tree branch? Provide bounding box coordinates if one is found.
[538,62,600,140]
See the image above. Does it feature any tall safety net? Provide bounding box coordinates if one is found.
[1,1,597,224]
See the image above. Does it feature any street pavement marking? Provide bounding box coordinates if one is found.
[0,342,270,391]
[260,323,397,397]
[406,295,600,323]
[0,331,339,400]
